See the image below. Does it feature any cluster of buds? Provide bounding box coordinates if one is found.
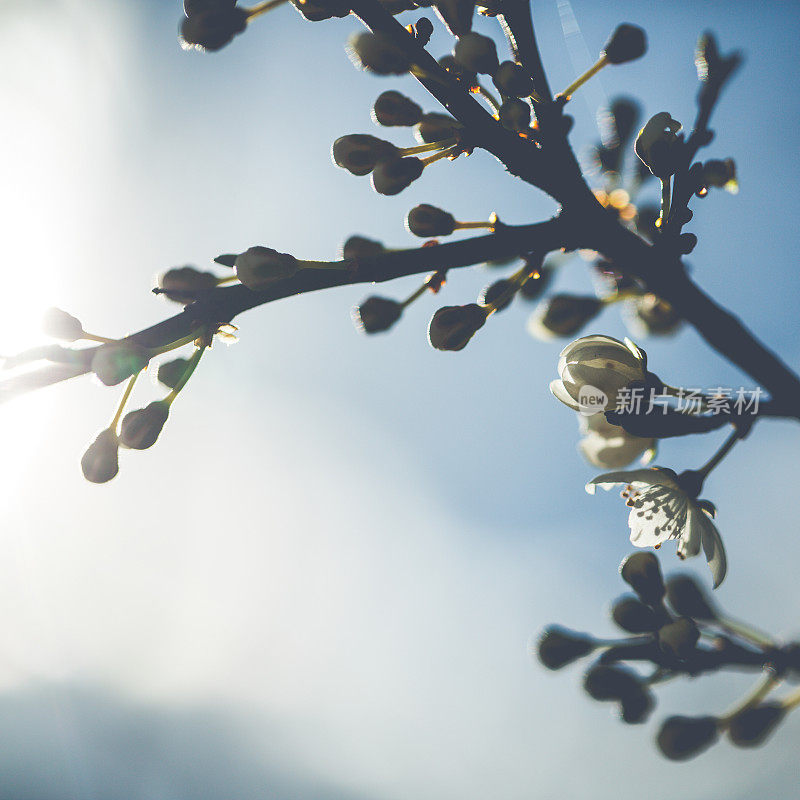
[333,132,463,195]
[180,0,285,52]
[536,553,800,760]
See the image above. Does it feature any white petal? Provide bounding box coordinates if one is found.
[677,506,703,559]
[585,467,676,494]
[579,433,654,469]
[699,515,727,588]
[549,379,580,410]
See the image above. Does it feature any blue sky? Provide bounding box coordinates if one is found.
[0,1,799,798]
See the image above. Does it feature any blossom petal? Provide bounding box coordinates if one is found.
[550,379,580,410]
[699,515,727,588]
[677,506,703,559]
[585,467,678,494]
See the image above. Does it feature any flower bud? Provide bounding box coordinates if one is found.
[498,99,531,132]
[433,0,475,36]
[478,279,514,312]
[626,293,681,337]
[353,296,403,334]
[453,33,499,75]
[157,266,218,303]
[700,158,737,193]
[415,112,462,144]
[371,157,424,196]
[380,0,416,14]
[727,704,786,748]
[602,24,647,65]
[528,295,603,339]
[342,235,385,260]
[157,358,191,390]
[406,204,456,237]
[611,595,660,633]
[290,0,350,21]
[372,91,423,127]
[81,428,119,484]
[695,32,741,85]
[234,246,298,290]
[437,55,477,86]
[42,307,84,341]
[519,264,553,300]
[583,665,641,701]
[332,134,398,176]
[658,617,700,660]
[664,575,717,620]
[536,626,595,670]
[635,112,683,179]
[620,687,655,724]
[92,344,150,386]
[607,97,639,147]
[120,400,171,450]
[348,31,411,75]
[620,551,664,603]
[180,7,248,52]
[657,716,719,761]
[492,61,534,97]
[428,303,487,351]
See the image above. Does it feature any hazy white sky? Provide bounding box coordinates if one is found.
[0,1,799,798]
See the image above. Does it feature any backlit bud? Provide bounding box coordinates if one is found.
[453,32,499,75]
[371,157,424,195]
[372,91,423,127]
[433,0,475,36]
[536,626,595,670]
[180,7,248,52]
[379,0,416,13]
[437,55,477,86]
[234,246,298,290]
[290,0,350,21]
[519,264,553,300]
[120,400,171,450]
[492,61,535,97]
[583,665,641,701]
[608,97,639,147]
[620,688,655,724]
[415,112,462,143]
[528,295,603,339]
[626,293,681,337]
[611,595,660,633]
[92,343,150,386]
[342,235,385,260]
[353,296,403,333]
[658,617,700,660]
[635,112,683,179]
[602,24,647,65]
[657,716,719,761]
[498,99,531,131]
[157,358,191,390]
[428,303,487,351]
[664,575,717,620]
[348,31,411,75]
[406,204,456,237]
[701,158,737,193]
[479,279,514,312]
[727,704,786,748]
[332,134,399,176]
[42,307,84,341]
[81,428,119,484]
[157,266,218,303]
[620,551,665,603]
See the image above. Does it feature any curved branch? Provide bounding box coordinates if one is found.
[0,217,567,401]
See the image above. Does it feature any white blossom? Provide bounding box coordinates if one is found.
[550,334,647,413]
[578,413,656,468]
[586,467,727,587]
